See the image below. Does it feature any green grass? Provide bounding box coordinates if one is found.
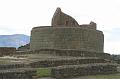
[36,68,51,77]
[37,73,120,79]
[75,73,120,79]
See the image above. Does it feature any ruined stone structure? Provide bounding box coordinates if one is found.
[0,47,16,56]
[51,8,79,27]
[0,69,36,79]
[51,63,117,78]
[30,8,104,53]
[0,8,117,79]
[29,8,117,79]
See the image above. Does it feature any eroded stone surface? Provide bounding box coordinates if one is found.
[51,7,79,27]
[0,8,117,79]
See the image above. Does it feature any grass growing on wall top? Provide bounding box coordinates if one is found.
[36,68,51,77]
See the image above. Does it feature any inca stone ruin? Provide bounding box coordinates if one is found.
[30,8,103,52]
[0,8,118,79]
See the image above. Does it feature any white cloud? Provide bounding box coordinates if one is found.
[105,41,120,54]
[104,28,120,54]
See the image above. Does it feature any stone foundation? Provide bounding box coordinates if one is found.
[0,63,25,70]
[51,63,117,79]
[16,49,111,60]
[0,47,16,56]
[0,69,36,79]
[29,58,108,68]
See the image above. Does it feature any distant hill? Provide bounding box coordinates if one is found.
[0,34,30,48]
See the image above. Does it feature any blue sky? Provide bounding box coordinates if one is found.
[0,0,120,54]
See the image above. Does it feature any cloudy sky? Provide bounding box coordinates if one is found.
[0,0,120,54]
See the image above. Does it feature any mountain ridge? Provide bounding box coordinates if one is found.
[0,34,30,48]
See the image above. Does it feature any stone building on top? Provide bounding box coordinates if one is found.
[30,7,103,53]
[29,8,117,78]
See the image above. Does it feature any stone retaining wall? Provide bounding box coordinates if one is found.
[0,69,35,79]
[0,47,16,56]
[16,49,111,59]
[29,58,107,68]
[0,63,25,70]
[51,63,117,79]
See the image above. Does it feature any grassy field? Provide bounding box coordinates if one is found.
[72,73,120,79]
[37,73,120,79]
